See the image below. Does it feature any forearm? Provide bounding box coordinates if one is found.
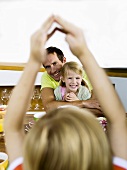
[44,100,83,112]
[44,99,101,112]
[4,15,55,163]
[5,58,41,131]
[79,49,126,122]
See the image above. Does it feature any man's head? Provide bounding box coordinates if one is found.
[43,47,66,81]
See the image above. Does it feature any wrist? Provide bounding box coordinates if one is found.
[27,57,41,71]
[79,47,91,61]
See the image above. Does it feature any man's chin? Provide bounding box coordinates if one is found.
[52,77,60,81]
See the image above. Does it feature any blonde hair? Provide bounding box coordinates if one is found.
[23,106,113,170]
[60,61,88,87]
[61,61,84,77]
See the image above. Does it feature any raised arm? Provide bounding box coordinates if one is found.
[4,15,55,163]
[54,16,127,159]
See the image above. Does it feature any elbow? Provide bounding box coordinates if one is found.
[44,104,53,113]
[43,101,57,113]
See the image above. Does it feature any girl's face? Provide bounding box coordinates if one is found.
[63,70,82,93]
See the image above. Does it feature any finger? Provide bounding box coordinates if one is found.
[47,27,68,39]
[41,15,55,32]
[54,15,78,35]
[53,27,68,34]
[32,15,54,37]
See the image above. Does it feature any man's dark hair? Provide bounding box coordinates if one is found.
[46,46,65,63]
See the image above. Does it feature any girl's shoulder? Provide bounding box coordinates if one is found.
[113,157,127,170]
[79,85,89,91]
[7,157,23,170]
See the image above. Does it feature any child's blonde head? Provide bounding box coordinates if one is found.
[60,61,87,87]
[61,61,84,78]
[24,106,113,170]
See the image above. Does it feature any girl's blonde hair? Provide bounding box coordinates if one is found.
[60,61,88,87]
[61,61,84,77]
[23,106,113,170]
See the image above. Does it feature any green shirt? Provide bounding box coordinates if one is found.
[41,71,93,91]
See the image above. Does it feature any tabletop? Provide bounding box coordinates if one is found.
[0,114,34,153]
[0,112,127,154]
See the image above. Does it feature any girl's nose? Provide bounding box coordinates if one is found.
[72,78,76,83]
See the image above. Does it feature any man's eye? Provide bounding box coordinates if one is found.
[53,62,57,66]
[76,77,80,79]
[45,66,50,69]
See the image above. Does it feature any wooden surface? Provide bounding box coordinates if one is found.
[0,62,127,77]
[0,86,44,111]
[104,68,127,77]
[0,62,45,72]
[0,110,103,153]
[0,112,127,154]
[0,114,34,153]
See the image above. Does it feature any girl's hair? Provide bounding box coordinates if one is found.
[23,106,113,170]
[60,61,88,88]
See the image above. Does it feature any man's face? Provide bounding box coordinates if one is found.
[43,52,66,81]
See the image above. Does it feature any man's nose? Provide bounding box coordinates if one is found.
[50,65,55,73]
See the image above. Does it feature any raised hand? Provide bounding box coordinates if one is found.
[54,15,90,59]
[4,15,56,164]
[30,15,55,64]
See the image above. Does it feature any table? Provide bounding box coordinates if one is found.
[1,112,127,154]
[0,114,34,153]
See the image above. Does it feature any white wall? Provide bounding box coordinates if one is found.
[0,70,127,112]
[0,70,42,86]
[109,77,127,112]
[0,0,127,67]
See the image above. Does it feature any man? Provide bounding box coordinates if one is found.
[41,46,102,115]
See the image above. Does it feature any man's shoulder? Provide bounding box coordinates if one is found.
[41,72,59,89]
[41,72,55,82]
[41,72,50,79]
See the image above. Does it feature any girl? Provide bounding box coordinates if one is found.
[54,61,91,101]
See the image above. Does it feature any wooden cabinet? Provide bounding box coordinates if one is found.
[1,62,127,112]
[0,85,44,111]
[0,62,45,111]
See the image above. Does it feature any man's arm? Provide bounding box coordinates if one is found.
[41,87,102,115]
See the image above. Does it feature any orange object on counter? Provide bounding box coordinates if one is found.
[0,110,6,132]
[0,118,4,132]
